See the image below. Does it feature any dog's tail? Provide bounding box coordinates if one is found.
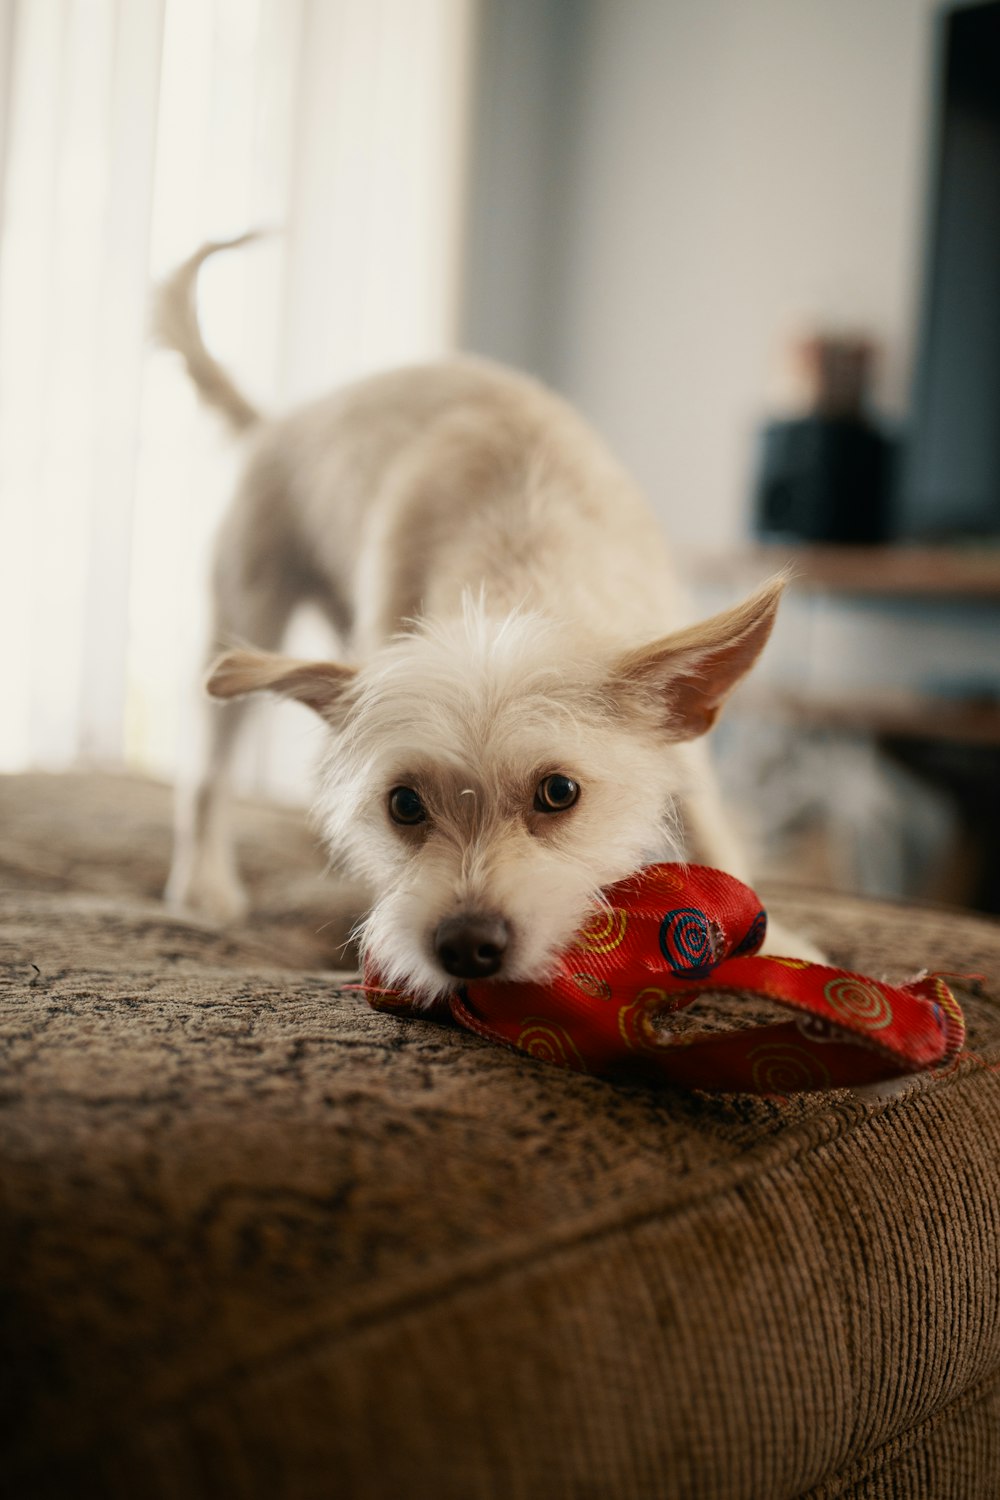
[151,231,265,435]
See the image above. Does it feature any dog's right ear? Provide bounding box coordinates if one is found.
[205,649,357,723]
[611,576,785,740]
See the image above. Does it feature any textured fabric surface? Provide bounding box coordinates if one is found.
[2,772,999,1499]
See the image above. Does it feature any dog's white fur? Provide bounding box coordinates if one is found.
[161,236,814,997]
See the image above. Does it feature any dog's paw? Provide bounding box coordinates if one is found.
[164,854,249,926]
[759,918,827,965]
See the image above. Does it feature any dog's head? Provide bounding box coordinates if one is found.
[207,580,782,1000]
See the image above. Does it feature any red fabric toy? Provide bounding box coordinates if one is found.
[360,864,966,1094]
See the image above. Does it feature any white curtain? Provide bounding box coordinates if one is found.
[0,0,475,801]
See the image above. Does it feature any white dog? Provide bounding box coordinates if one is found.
[161,237,811,999]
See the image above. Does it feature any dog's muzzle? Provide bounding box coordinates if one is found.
[434,914,509,979]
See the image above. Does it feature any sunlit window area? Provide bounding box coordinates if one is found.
[0,0,473,798]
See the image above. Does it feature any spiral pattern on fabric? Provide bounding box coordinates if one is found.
[823,976,893,1031]
[748,1043,832,1094]
[618,991,666,1051]
[516,1019,588,1072]
[659,908,715,976]
[574,907,628,955]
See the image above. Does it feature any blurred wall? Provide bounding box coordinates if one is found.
[463,0,939,550]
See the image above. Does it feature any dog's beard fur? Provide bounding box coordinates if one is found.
[311,601,691,1002]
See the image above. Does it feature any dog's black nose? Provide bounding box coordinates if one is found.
[434,915,509,979]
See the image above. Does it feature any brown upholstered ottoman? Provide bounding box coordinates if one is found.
[2,772,999,1498]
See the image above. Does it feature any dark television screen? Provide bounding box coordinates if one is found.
[902,0,1000,539]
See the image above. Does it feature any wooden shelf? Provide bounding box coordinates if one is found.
[687,544,1000,746]
[743,687,1000,747]
[685,544,1000,600]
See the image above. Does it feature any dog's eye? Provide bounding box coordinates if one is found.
[534,774,580,813]
[388,786,427,825]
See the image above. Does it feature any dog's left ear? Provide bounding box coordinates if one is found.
[612,576,785,740]
[205,649,357,722]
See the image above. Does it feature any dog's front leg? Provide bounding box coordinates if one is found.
[676,743,825,963]
[676,741,754,884]
[165,494,304,923]
[165,691,254,924]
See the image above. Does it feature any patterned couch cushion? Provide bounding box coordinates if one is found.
[2,773,999,1499]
